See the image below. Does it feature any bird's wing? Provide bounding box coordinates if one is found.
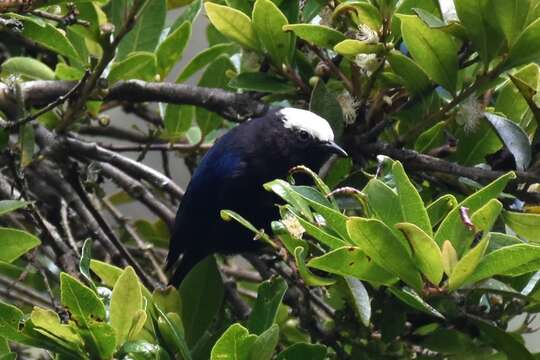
[166,150,246,271]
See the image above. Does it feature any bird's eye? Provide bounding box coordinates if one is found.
[297,130,310,142]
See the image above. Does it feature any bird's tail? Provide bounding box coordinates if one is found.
[168,252,206,287]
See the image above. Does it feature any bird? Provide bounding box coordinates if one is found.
[166,107,348,286]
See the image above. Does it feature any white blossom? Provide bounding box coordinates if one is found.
[355,24,379,44]
[282,214,305,239]
[337,91,360,124]
[354,53,382,76]
[456,96,483,133]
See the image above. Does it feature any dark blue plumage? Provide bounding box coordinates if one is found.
[166,107,347,286]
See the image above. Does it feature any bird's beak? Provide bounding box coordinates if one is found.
[323,141,348,157]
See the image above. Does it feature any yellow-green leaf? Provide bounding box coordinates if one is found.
[502,210,540,242]
[205,2,260,50]
[448,233,490,291]
[396,223,443,285]
[110,266,143,346]
[441,240,458,277]
[252,0,292,65]
[0,227,40,263]
[282,24,346,49]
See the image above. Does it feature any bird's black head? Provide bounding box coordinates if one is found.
[257,107,347,172]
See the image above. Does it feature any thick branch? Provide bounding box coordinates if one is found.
[355,141,540,184]
[0,80,268,122]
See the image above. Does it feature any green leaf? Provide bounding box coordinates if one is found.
[221,210,273,246]
[0,301,41,345]
[110,267,143,346]
[60,273,106,324]
[170,0,202,32]
[396,223,443,285]
[472,318,534,360]
[19,124,34,168]
[210,323,257,360]
[288,209,345,249]
[205,2,260,50]
[247,277,287,335]
[426,194,457,227]
[347,218,423,292]
[465,244,540,285]
[117,0,167,60]
[252,0,292,65]
[502,210,540,242]
[309,80,344,139]
[264,179,313,222]
[108,52,157,84]
[484,112,532,171]
[333,1,382,30]
[154,307,191,360]
[90,259,123,288]
[441,240,458,277]
[164,105,193,140]
[344,277,371,326]
[229,72,295,94]
[156,21,191,78]
[179,256,224,347]
[388,287,445,319]
[307,246,397,285]
[282,24,346,49]
[176,43,237,83]
[249,325,279,360]
[333,39,383,56]
[392,161,432,236]
[387,50,431,95]
[0,200,29,216]
[399,14,458,93]
[30,307,83,346]
[492,0,529,45]
[0,227,41,263]
[276,343,327,360]
[0,57,54,80]
[454,0,504,66]
[506,17,540,69]
[448,233,490,291]
[18,17,80,61]
[434,172,515,251]
[294,247,335,286]
[196,56,235,136]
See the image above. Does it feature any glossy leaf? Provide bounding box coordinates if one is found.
[170,0,202,32]
[434,172,515,250]
[399,14,458,93]
[117,0,167,60]
[0,228,41,263]
[387,50,431,95]
[347,218,423,292]
[210,323,257,360]
[492,0,529,45]
[392,161,432,236]
[179,256,224,346]
[282,24,346,49]
[250,325,279,360]
[396,223,443,285]
[294,247,335,286]
[388,287,444,319]
[426,194,457,227]
[448,233,490,291]
[441,240,458,277]
[454,0,504,65]
[229,72,295,94]
[108,52,157,84]
[110,267,143,346]
[502,210,540,242]
[0,200,29,217]
[344,277,371,326]
[247,277,287,335]
[506,17,540,69]
[205,2,260,50]
[307,246,396,285]
[0,57,54,80]
[176,43,237,83]
[332,1,382,30]
[252,0,292,65]
[156,21,191,78]
[333,39,383,56]
[484,112,531,171]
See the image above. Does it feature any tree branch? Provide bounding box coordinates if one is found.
[0,80,268,122]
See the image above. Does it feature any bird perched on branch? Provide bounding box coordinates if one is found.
[166,107,348,286]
